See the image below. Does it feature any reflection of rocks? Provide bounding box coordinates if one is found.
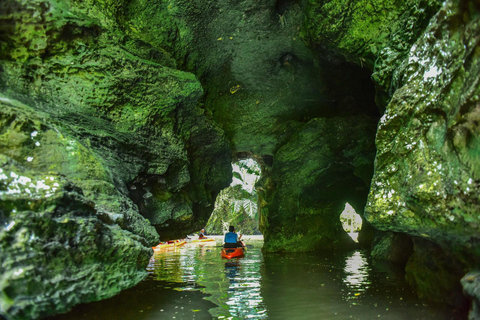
[462,271,480,320]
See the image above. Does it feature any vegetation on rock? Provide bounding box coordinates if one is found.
[1,0,479,317]
[0,0,231,318]
[206,159,261,235]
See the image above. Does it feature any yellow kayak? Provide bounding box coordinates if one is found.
[152,240,187,251]
[191,238,215,243]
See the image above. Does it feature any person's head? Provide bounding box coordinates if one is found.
[228,225,235,232]
[201,229,205,232]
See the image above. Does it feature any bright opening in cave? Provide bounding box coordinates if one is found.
[205,158,262,235]
[340,203,362,243]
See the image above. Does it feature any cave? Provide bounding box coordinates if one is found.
[1,0,479,319]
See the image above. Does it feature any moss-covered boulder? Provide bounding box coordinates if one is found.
[258,115,378,252]
[302,0,442,108]
[365,0,480,305]
[0,0,231,318]
[0,97,158,319]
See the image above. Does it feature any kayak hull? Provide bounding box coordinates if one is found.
[152,240,186,251]
[191,238,215,243]
[221,247,246,259]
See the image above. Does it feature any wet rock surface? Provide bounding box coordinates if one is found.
[364,0,480,309]
[0,0,231,318]
[1,0,479,317]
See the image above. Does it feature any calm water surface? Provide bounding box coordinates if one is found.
[49,236,463,320]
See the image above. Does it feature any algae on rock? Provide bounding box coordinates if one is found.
[302,0,442,107]
[0,0,231,318]
[0,97,157,319]
[365,0,480,306]
[258,116,378,252]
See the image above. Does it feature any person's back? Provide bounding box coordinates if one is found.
[224,226,241,248]
[224,231,237,243]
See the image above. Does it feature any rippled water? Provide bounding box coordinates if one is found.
[49,236,463,320]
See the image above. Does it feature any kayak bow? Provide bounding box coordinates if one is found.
[221,247,246,259]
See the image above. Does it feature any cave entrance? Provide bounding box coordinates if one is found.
[205,158,262,236]
[340,203,362,243]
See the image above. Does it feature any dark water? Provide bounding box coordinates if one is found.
[49,237,463,320]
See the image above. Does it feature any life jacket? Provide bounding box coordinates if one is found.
[224,232,238,243]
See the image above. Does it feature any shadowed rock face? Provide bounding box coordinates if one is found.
[167,0,381,252]
[258,115,378,252]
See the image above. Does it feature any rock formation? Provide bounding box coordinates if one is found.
[1,0,479,318]
[0,0,231,318]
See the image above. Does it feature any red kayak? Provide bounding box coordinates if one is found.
[221,247,246,259]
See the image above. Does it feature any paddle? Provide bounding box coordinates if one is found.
[215,244,254,249]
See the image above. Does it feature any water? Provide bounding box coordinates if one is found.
[48,236,463,320]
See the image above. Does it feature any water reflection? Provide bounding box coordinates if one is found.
[342,251,371,302]
[222,259,267,319]
[47,240,464,320]
[147,238,267,319]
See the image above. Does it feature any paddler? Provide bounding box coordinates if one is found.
[198,228,206,239]
[223,225,244,248]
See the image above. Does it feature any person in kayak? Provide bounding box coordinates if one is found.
[224,225,244,248]
[198,229,206,239]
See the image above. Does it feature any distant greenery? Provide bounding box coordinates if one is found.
[206,159,261,235]
[340,203,362,233]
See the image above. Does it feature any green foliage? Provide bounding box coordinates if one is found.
[232,171,243,182]
[206,160,261,235]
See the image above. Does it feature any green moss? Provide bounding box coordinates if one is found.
[301,0,442,107]
[259,116,377,252]
[365,0,480,266]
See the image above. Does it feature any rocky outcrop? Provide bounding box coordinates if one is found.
[0,97,159,319]
[161,0,382,253]
[302,0,442,108]
[364,0,480,308]
[0,0,231,318]
[258,115,378,252]
[462,271,480,320]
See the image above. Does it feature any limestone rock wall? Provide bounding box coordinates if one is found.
[165,0,381,253]
[302,0,442,108]
[364,0,480,305]
[258,116,378,252]
[0,0,231,318]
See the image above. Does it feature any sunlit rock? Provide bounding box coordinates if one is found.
[0,0,231,317]
[365,0,480,306]
[0,97,158,319]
